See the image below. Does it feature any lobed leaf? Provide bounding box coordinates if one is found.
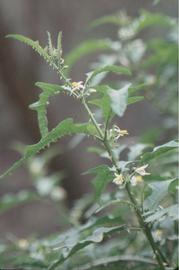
[6,34,50,62]
[0,119,97,179]
[30,82,65,137]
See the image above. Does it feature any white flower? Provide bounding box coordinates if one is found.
[70,81,85,98]
[111,125,129,140]
[71,81,84,92]
[18,239,29,249]
[113,173,124,186]
[135,164,150,176]
[130,175,143,186]
[153,229,163,242]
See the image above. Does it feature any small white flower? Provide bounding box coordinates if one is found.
[18,239,29,249]
[135,164,150,176]
[71,81,84,90]
[110,125,129,141]
[113,173,124,186]
[70,81,84,98]
[153,229,163,242]
[130,175,143,186]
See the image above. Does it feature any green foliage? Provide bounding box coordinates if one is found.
[49,224,125,269]
[86,65,131,86]
[1,7,178,270]
[141,140,178,162]
[6,34,49,61]
[85,165,113,199]
[65,39,111,73]
[0,119,96,179]
[30,82,65,137]
[108,83,130,117]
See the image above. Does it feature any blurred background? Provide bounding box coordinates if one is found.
[0,0,177,239]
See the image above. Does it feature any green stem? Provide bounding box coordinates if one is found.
[125,184,167,269]
[82,97,104,139]
[82,98,167,270]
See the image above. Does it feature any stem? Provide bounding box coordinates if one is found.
[125,184,167,269]
[82,97,104,139]
[82,98,168,270]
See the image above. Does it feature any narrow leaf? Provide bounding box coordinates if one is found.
[90,14,124,28]
[0,119,96,179]
[86,65,131,86]
[30,82,65,137]
[128,96,144,105]
[6,34,49,62]
[65,39,111,73]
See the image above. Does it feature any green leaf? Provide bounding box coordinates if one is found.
[128,83,146,95]
[0,119,96,179]
[85,165,113,199]
[30,82,65,137]
[57,31,62,55]
[89,85,113,122]
[108,84,131,117]
[6,34,50,62]
[136,11,175,32]
[145,204,178,223]
[86,65,131,86]
[128,96,144,105]
[48,225,124,270]
[65,39,111,73]
[143,179,174,211]
[141,140,178,162]
[168,178,179,194]
[90,14,127,28]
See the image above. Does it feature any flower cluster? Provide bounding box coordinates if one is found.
[113,164,150,188]
[70,81,85,98]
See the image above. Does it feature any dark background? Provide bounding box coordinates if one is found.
[0,0,177,238]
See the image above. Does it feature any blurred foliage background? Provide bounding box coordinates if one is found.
[0,0,177,242]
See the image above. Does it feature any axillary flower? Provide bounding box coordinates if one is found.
[110,125,129,141]
[113,173,124,186]
[130,175,143,186]
[114,125,128,139]
[18,238,29,249]
[134,164,150,176]
[71,81,84,97]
